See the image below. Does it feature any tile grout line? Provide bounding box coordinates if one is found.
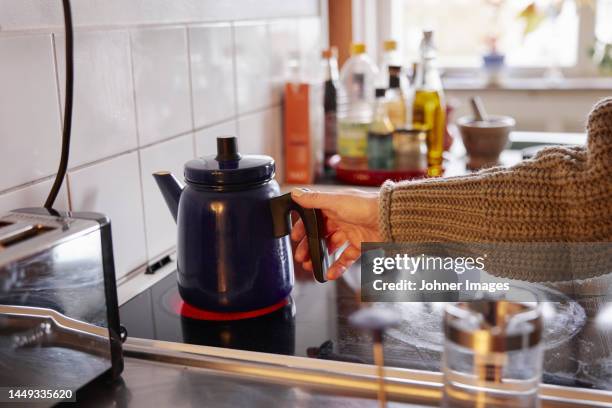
[0,15,317,37]
[185,24,198,157]
[127,28,151,261]
[127,29,142,149]
[230,23,241,139]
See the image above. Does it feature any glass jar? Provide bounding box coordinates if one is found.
[443,301,543,408]
[393,127,427,171]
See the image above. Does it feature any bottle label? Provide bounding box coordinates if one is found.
[324,112,337,156]
[367,131,394,170]
[337,121,369,158]
[387,101,407,128]
[351,73,365,99]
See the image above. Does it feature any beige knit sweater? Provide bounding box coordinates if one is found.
[378,98,612,281]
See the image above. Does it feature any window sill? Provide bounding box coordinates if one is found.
[443,77,612,92]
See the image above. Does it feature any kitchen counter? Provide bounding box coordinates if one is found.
[106,265,612,407]
[76,355,428,408]
[444,77,612,92]
[74,334,612,408]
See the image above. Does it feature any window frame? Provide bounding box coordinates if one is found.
[353,0,601,79]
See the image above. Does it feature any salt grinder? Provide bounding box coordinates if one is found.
[349,307,400,408]
[443,301,543,408]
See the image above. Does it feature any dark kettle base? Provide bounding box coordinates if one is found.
[180,299,296,355]
[177,283,293,314]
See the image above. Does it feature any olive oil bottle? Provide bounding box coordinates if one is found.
[412,30,445,177]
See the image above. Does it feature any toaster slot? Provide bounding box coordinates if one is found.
[0,221,12,229]
[0,224,55,248]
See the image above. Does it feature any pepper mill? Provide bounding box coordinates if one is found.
[349,307,400,408]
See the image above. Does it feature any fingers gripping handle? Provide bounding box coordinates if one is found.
[269,193,329,283]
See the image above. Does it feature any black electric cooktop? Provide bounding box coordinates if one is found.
[120,267,612,391]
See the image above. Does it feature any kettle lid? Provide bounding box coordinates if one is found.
[184,136,275,188]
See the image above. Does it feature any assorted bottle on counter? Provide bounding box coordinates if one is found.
[412,30,446,177]
[325,30,446,178]
[322,47,340,171]
[336,43,379,168]
[368,88,394,170]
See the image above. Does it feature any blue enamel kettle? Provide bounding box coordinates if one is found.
[153,136,329,312]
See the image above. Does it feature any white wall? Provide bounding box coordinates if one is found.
[0,0,323,279]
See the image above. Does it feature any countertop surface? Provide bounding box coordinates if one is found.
[76,357,421,408]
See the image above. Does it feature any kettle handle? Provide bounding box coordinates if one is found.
[269,193,330,283]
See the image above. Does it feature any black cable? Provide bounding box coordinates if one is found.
[45,0,74,209]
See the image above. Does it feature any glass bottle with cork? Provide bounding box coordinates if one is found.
[368,88,394,170]
[412,30,446,177]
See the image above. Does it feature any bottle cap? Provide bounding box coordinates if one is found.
[321,46,338,59]
[389,75,400,89]
[375,88,386,98]
[383,40,397,51]
[388,65,402,76]
[350,43,366,55]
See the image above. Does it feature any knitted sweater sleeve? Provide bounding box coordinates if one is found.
[378,98,612,244]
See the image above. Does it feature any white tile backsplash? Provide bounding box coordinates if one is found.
[299,17,323,80]
[0,3,322,278]
[139,134,194,259]
[68,153,147,278]
[268,20,299,105]
[189,23,236,128]
[195,120,238,157]
[0,34,62,192]
[233,22,273,114]
[0,178,69,214]
[56,30,138,168]
[237,107,283,180]
[0,1,319,31]
[131,26,192,146]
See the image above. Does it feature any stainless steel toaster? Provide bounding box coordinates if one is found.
[0,208,123,401]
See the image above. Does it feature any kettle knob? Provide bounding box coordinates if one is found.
[215,136,242,162]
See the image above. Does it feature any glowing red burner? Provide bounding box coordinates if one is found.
[166,290,289,321]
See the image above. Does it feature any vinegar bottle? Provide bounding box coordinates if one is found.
[322,48,340,170]
[412,30,445,177]
[385,65,407,128]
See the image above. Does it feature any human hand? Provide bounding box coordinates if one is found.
[290,188,381,280]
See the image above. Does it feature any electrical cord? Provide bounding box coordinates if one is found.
[45,0,74,209]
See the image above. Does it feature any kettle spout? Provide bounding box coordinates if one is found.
[153,171,184,222]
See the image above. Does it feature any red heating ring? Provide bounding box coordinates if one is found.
[166,290,289,321]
